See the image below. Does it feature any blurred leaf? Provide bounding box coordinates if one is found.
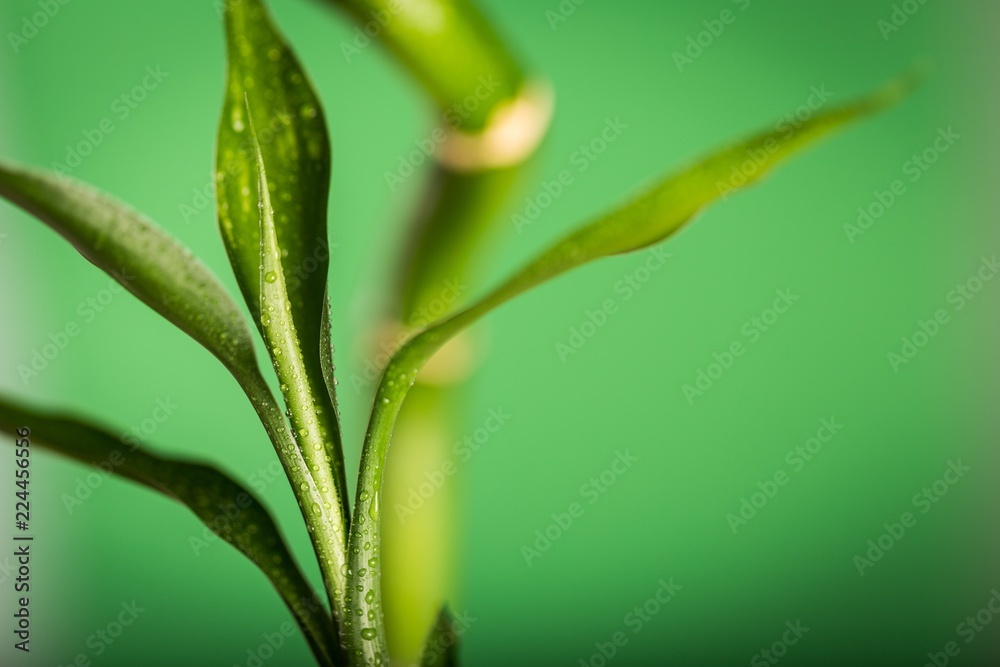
[217,0,349,526]
[0,397,338,667]
[0,162,258,382]
[419,607,459,667]
[249,111,350,623]
[344,75,919,659]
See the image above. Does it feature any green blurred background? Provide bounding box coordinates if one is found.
[1,0,997,665]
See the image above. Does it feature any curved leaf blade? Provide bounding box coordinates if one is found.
[217,0,349,527]
[0,153,345,661]
[0,162,258,379]
[0,397,338,667]
[217,0,331,330]
[344,75,919,662]
[249,111,350,628]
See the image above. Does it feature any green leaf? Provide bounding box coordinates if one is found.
[419,607,459,667]
[0,162,257,382]
[0,165,311,530]
[344,74,919,663]
[0,397,338,667]
[249,108,350,628]
[217,1,349,536]
[323,0,526,132]
[0,158,336,636]
[0,89,343,660]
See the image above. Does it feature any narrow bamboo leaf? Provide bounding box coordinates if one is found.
[249,112,350,627]
[0,153,346,662]
[323,0,526,132]
[419,607,459,667]
[0,162,258,382]
[0,398,338,667]
[344,75,919,663]
[217,0,349,531]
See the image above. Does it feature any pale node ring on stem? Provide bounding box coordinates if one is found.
[438,79,555,172]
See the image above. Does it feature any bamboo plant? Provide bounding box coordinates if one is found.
[0,0,915,665]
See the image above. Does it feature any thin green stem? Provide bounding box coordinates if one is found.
[239,369,349,665]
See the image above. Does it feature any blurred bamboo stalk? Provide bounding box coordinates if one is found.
[318,0,551,662]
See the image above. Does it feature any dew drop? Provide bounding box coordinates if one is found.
[264,271,278,283]
[361,628,376,641]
